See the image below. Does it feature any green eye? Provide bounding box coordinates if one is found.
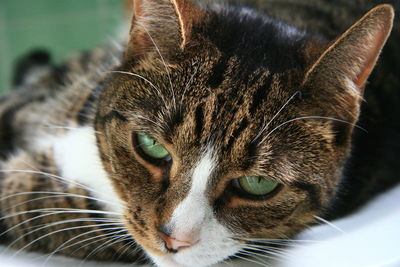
[137,133,170,160]
[238,176,278,196]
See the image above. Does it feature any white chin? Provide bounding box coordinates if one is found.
[148,242,241,267]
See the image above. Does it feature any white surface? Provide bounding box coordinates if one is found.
[281,183,400,267]
[0,184,399,267]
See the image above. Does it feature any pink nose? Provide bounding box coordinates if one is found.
[158,231,194,252]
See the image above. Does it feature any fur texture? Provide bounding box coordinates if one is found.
[0,0,398,266]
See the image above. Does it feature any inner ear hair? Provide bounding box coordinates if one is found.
[303,4,394,96]
[125,0,204,62]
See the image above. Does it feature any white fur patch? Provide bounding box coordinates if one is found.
[35,127,124,214]
[149,148,243,267]
[170,150,215,234]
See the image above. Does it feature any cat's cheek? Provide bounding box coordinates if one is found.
[124,222,164,255]
[36,127,126,214]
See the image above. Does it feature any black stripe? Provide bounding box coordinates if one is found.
[331,120,352,147]
[0,95,46,159]
[244,141,258,169]
[52,63,70,86]
[226,118,249,152]
[77,84,103,125]
[12,50,52,87]
[291,181,322,210]
[206,56,230,89]
[249,74,272,115]
[216,92,226,108]
[99,110,128,124]
[164,110,184,143]
[194,103,205,139]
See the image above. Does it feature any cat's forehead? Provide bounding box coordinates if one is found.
[122,50,304,146]
[111,5,314,167]
[128,61,300,167]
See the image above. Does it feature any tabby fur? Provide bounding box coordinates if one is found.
[0,0,398,266]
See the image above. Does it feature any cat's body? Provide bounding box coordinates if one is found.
[0,0,398,266]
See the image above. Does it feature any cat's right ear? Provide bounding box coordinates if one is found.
[125,0,205,63]
[302,4,394,118]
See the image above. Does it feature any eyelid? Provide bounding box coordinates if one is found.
[133,132,172,166]
[231,177,282,201]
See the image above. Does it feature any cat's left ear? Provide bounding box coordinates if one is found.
[125,0,205,62]
[303,5,394,98]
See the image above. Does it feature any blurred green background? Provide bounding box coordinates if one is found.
[0,0,125,93]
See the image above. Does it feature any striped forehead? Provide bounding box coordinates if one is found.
[176,77,276,160]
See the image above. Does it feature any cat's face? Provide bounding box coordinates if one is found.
[95,0,393,266]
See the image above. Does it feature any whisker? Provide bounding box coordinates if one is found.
[253,91,301,143]
[181,61,200,105]
[111,109,164,129]
[245,244,290,254]
[9,222,124,259]
[314,215,346,234]
[73,235,133,265]
[108,70,169,108]
[0,170,124,206]
[71,231,130,256]
[221,257,235,267]
[241,250,288,266]
[243,245,290,259]
[126,240,147,260]
[0,169,92,197]
[233,253,268,266]
[79,234,132,265]
[243,239,319,253]
[238,251,272,266]
[231,236,317,244]
[0,212,120,239]
[115,239,138,261]
[239,250,279,265]
[260,116,367,145]
[242,241,297,248]
[44,227,128,265]
[0,191,122,211]
[0,208,121,224]
[41,124,103,135]
[7,218,122,247]
[140,25,177,110]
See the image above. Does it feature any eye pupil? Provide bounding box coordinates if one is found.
[136,133,170,160]
[237,176,278,197]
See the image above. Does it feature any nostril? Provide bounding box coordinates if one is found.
[157,225,194,252]
[158,231,179,253]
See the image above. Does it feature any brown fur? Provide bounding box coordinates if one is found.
[95,1,394,257]
[0,0,396,264]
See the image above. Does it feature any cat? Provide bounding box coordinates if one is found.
[0,0,398,266]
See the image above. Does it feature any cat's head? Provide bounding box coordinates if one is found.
[95,1,393,266]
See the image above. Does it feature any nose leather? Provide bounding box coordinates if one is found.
[158,231,193,252]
